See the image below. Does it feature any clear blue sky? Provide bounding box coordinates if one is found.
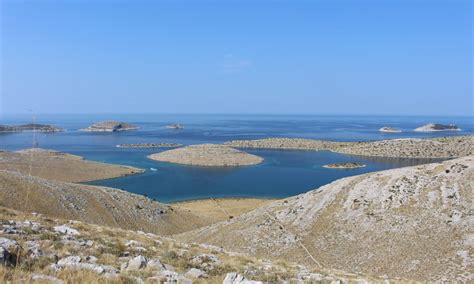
[1,0,472,115]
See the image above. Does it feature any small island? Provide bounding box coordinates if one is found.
[379,126,401,133]
[323,162,366,169]
[166,124,184,129]
[148,144,264,167]
[81,121,139,132]
[116,143,182,148]
[414,123,461,132]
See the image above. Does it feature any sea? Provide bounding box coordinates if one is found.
[0,114,472,203]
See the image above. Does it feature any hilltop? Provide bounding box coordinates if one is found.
[178,156,473,282]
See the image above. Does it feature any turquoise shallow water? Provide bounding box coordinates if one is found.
[0,114,470,202]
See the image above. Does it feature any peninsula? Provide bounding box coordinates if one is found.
[224,135,473,159]
[0,148,144,182]
[0,123,63,133]
[80,121,138,132]
[148,144,264,167]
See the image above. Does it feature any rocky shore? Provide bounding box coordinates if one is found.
[116,143,182,148]
[322,162,366,169]
[148,144,264,167]
[80,121,138,132]
[224,135,473,158]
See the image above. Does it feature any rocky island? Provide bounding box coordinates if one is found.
[166,124,184,129]
[116,143,182,148]
[322,162,366,169]
[148,144,264,167]
[379,126,401,133]
[81,121,139,132]
[414,123,461,132]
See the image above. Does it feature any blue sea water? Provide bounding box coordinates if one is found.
[0,114,472,203]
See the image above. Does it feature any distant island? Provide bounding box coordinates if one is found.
[415,123,461,132]
[80,121,139,132]
[0,123,63,133]
[323,162,366,169]
[116,143,182,148]
[379,126,402,133]
[166,124,184,129]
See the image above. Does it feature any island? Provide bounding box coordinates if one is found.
[323,162,366,169]
[379,126,401,133]
[0,123,63,133]
[414,123,461,132]
[166,124,184,129]
[16,123,63,132]
[148,144,264,167]
[116,143,182,148]
[80,121,139,132]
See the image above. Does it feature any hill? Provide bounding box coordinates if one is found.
[178,156,473,282]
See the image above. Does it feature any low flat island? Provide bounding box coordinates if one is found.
[116,143,182,148]
[148,144,264,167]
[81,121,138,132]
[323,162,366,169]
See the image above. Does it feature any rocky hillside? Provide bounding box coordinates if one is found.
[0,170,209,236]
[225,135,474,158]
[179,156,474,282]
[0,207,383,283]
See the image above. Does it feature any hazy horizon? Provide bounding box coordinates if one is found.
[1,0,472,116]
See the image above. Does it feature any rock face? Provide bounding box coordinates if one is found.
[81,121,138,132]
[415,123,461,132]
[322,162,366,169]
[379,126,402,133]
[148,144,264,167]
[179,156,474,282]
[225,136,474,159]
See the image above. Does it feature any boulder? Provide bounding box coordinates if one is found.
[185,268,208,279]
[0,238,20,266]
[126,255,147,271]
[223,272,263,284]
[53,225,79,236]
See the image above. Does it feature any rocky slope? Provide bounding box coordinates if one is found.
[0,206,385,283]
[148,144,264,167]
[178,156,474,282]
[0,148,143,183]
[225,135,473,158]
[0,170,209,236]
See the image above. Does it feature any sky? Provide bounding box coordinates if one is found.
[0,0,472,116]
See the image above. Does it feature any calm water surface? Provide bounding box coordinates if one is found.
[0,114,470,202]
